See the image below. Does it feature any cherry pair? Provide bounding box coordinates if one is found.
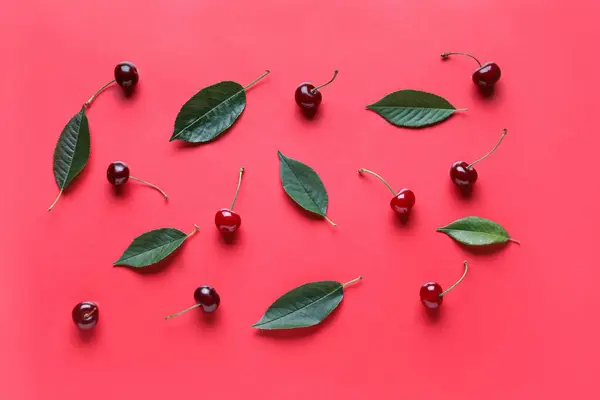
[420,260,469,309]
[84,62,139,107]
[440,52,501,90]
[295,70,338,116]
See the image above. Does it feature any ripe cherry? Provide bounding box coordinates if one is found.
[358,168,415,216]
[420,260,469,309]
[450,129,507,191]
[84,61,139,107]
[72,301,99,330]
[441,52,501,89]
[165,286,221,320]
[107,161,168,200]
[295,70,338,116]
[215,167,245,235]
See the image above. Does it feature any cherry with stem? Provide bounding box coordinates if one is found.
[295,70,339,115]
[358,168,415,216]
[450,129,508,191]
[84,62,139,107]
[420,260,469,309]
[107,161,168,200]
[165,286,221,320]
[441,52,501,89]
[215,167,245,234]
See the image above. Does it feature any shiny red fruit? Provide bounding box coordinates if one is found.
[450,161,478,188]
[420,282,443,309]
[194,286,220,312]
[107,161,130,186]
[295,83,322,113]
[215,209,241,233]
[389,189,415,215]
[114,62,139,90]
[72,301,99,329]
[472,62,501,88]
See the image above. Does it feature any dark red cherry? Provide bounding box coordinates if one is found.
[295,83,322,113]
[390,189,416,215]
[420,282,443,309]
[450,161,477,189]
[72,301,99,329]
[194,286,221,313]
[215,209,241,233]
[472,62,501,88]
[107,161,130,186]
[114,62,139,90]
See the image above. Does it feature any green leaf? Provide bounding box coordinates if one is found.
[114,225,198,268]
[170,81,246,143]
[436,216,518,246]
[367,89,463,128]
[48,107,90,211]
[278,151,335,226]
[253,278,362,330]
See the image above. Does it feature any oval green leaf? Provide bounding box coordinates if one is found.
[367,89,462,128]
[436,216,518,246]
[169,81,246,143]
[48,107,90,210]
[278,151,334,225]
[253,281,344,330]
[114,225,198,268]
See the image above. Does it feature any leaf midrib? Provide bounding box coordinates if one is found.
[280,154,325,215]
[437,227,508,240]
[172,85,244,140]
[57,109,83,188]
[115,234,186,264]
[367,104,455,111]
[254,284,342,327]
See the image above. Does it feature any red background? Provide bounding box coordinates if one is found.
[1,1,598,398]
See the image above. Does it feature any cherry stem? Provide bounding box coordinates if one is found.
[84,79,116,107]
[230,167,245,210]
[187,224,200,238]
[468,129,508,169]
[323,215,337,227]
[358,168,396,195]
[47,190,63,212]
[440,260,469,297]
[129,176,168,200]
[83,306,97,319]
[164,303,201,320]
[243,70,270,90]
[311,70,339,93]
[440,52,482,68]
[343,276,363,288]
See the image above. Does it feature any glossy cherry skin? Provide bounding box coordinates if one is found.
[472,62,501,88]
[114,62,139,90]
[72,301,99,329]
[107,161,130,186]
[215,209,241,233]
[450,161,478,189]
[295,83,322,114]
[389,189,415,215]
[194,286,220,312]
[420,282,443,309]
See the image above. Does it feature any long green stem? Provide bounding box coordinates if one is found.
[47,190,63,212]
[230,167,245,210]
[358,168,396,195]
[343,276,363,287]
[84,79,116,107]
[440,261,469,297]
[468,129,508,169]
[243,70,270,90]
[311,70,339,93]
[440,52,482,67]
[165,303,201,320]
[130,176,168,200]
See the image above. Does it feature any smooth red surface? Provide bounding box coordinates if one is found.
[1,1,599,399]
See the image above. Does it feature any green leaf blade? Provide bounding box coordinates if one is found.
[436,216,514,246]
[278,151,329,217]
[53,107,90,190]
[253,281,344,330]
[170,81,246,143]
[114,228,189,268]
[367,89,458,128]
